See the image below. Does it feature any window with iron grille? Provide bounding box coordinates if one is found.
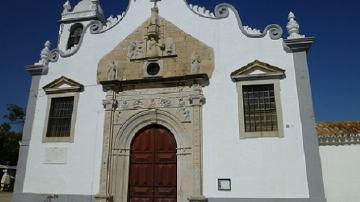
[242,84,278,132]
[46,97,74,138]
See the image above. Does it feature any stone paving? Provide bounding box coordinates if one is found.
[0,192,12,202]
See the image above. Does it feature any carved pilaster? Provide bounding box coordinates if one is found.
[97,91,118,202]
[189,89,206,201]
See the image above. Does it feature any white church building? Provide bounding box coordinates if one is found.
[12,0,360,202]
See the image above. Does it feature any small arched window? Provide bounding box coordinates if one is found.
[67,23,83,50]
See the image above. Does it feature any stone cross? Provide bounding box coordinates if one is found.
[150,0,161,7]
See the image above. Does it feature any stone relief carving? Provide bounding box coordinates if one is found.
[103,99,118,111]
[191,53,201,74]
[133,100,144,109]
[178,98,191,123]
[160,98,172,107]
[112,148,130,156]
[127,41,145,59]
[107,61,117,80]
[115,88,203,123]
[119,98,175,111]
[177,147,192,156]
[126,2,176,61]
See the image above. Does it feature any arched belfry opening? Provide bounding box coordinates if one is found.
[129,125,177,202]
[67,23,83,50]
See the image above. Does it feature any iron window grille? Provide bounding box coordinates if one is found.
[46,96,74,138]
[242,84,278,132]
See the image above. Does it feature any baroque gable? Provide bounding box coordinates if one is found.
[231,60,286,82]
[43,76,84,94]
[97,14,214,88]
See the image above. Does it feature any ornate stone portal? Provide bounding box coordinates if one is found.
[96,2,214,202]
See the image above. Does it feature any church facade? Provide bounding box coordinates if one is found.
[12,0,335,202]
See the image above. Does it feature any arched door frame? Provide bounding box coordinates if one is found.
[109,109,193,202]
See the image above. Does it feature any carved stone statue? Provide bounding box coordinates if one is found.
[164,38,175,55]
[0,169,11,191]
[107,61,117,80]
[125,0,178,61]
[191,53,201,74]
[147,36,161,58]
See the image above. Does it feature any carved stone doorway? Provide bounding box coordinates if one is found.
[128,125,177,202]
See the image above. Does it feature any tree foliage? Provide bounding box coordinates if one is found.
[0,104,25,165]
[3,104,25,125]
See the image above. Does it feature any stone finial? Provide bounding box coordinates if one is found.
[35,41,51,66]
[62,1,72,14]
[286,12,305,39]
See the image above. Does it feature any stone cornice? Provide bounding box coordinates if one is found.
[43,76,84,95]
[284,37,315,53]
[319,134,360,146]
[25,64,47,76]
[100,74,209,92]
[231,60,286,82]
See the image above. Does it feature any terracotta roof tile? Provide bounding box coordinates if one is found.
[316,122,360,137]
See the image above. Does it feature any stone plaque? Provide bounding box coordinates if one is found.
[44,147,67,164]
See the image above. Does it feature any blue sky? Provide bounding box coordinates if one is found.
[0,0,359,122]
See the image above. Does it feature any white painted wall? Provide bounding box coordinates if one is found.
[23,0,310,198]
[320,145,360,202]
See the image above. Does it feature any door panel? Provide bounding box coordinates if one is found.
[129,126,177,202]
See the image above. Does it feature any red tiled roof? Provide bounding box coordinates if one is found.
[316,122,360,137]
[316,122,360,145]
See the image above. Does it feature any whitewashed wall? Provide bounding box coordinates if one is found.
[23,0,310,198]
[320,145,360,202]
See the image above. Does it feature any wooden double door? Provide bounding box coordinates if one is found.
[128,125,177,202]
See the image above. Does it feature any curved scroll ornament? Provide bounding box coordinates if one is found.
[49,0,282,63]
[186,2,283,40]
[89,12,126,34]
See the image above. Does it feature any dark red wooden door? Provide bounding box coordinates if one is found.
[128,126,177,202]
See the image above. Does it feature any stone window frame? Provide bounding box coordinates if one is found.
[236,79,284,139]
[143,60,164,78]
[42,76,84,143]
[231,60,285,139]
